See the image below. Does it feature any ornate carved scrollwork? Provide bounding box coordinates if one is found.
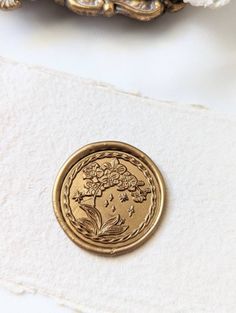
[58,0,186,21]
[0,0,21,10]
[0,0,186,21]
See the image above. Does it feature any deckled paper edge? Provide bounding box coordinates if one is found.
[0,56,235,124]
[0,278,89,313]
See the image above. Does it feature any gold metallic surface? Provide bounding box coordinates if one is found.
[53,141,165,255]
[0,0,186,21]
[57,0,186,21]
[0,0,21,10]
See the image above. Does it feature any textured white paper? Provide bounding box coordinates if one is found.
[0,58,236,313]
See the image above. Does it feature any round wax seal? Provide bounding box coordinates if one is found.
[53,141,165,255]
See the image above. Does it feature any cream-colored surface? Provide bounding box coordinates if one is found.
[0,58,235,313]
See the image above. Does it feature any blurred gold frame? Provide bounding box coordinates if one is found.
[0,0,186,21]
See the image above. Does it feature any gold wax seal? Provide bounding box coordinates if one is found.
[53,141,165,255]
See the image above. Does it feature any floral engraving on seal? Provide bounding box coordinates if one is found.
[119,193,129,203]
[72,158,151,239]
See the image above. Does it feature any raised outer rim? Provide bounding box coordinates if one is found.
[53,141,165,256]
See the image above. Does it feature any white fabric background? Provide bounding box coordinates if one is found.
[0,0,235,113]
[0,59,236,313]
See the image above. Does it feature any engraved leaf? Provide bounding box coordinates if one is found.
[99,214,128,237]
[101,215,120,230]
[79,204,102,230]
[99,225,129,237]
[111,158,119,169]
[77,218,95,234]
